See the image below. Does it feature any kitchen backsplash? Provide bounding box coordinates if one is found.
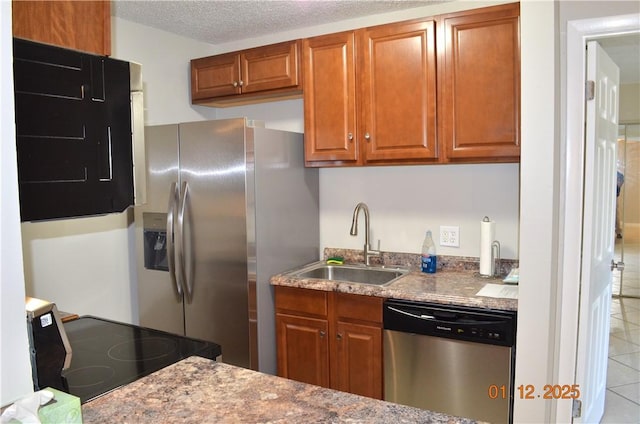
[324,248,518,277]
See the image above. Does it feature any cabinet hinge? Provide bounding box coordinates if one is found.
[572,399,582,418]
[585,80,595,101]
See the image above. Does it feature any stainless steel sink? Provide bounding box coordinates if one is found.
[291,263,408,286]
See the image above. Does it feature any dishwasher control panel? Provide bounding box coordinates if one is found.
[383,299,517,347]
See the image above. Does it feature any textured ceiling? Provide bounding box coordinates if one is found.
[113,0,639,84]
[112,0,434,44]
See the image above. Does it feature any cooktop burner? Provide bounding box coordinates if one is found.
[65,366,115,389]
[40,316,221,403]
[107,337,178,361]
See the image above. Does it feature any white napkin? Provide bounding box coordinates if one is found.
[1,390,54,424]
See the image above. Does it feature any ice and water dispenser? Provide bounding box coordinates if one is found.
[142,212,168,271]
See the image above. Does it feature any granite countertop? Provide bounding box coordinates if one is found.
[82,356,482,424]
[270,249,518,311]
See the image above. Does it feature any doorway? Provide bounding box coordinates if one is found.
[561,12,640,424]
[591,36,640,424]
[601,123,640,423]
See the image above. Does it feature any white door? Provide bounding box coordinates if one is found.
[574,41,619,423]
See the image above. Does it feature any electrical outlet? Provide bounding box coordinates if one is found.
[440,226,460,247]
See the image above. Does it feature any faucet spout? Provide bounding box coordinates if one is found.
[350,202,368,236]
[349,202,380,265]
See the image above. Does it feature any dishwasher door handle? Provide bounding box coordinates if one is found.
[387,306,436,320]
[386,305,508,327]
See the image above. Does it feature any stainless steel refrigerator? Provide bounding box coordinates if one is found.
[134,118,319,374]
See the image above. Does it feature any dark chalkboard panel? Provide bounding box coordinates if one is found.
[13,38,133,221]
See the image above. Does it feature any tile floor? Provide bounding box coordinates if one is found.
[601,226,640,423]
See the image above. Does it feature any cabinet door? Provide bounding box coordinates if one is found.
[12,0,111,56]
[360,20,438,163]
[440,3,520,161]
[276,314,330,388]
[303,31,358,165]
[191,53,241,100]
[241,41,301,94]
[334,321,383,399]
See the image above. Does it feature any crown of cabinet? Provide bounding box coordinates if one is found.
[191,40,303,106]
[12,0,111,56]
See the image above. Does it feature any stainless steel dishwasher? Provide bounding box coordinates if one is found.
[383,299,517,424]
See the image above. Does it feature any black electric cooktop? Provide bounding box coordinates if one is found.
[41,316,221,403]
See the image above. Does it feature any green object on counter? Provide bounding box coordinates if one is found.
[39,388,82,424]
[326,256,344,265]
[502,267,519,284]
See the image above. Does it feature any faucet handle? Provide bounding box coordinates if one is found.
[369,239,381,256]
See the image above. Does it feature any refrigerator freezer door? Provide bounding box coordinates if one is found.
[178,119,250,368]
[135,125,184,336]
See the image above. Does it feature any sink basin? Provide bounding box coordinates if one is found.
[292,263,408,286]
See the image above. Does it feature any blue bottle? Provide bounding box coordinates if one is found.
[421,230,437,273]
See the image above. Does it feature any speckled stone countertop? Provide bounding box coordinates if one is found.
[270,249,518,311]
[82,356,482,423]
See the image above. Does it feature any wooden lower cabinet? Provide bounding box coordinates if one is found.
[334,321,382,398]
[276,314,330,388]
[275,286,383,399]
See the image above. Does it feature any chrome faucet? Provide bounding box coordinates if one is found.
[350,202,380,266]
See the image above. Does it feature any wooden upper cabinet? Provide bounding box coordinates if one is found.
[360,20,438,164]
[303,20,438,167]
[440,3,520,161]
[12,0,111,56]
[303,31,358,165]
[241,41,301,94]
[191,53,241,99]
[191,40,302,106]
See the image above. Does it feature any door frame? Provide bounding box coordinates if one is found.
[556,12,639,423]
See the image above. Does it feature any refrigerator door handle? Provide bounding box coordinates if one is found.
[177,181,192,301]
[166,182,182,297]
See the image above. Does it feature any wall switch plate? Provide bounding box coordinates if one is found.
[440,226,460,247]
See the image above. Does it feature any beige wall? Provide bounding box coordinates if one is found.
[619,71,639,227]
[620,124,640,225]
[619,81,639,227]
[620,82,640,124]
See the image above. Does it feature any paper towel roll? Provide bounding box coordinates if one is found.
[479,217,495,276]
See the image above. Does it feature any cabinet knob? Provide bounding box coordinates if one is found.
[232,81,238,87]
[320,331,326,338]
[336,333,343,341]
[239,80,244,87]
[364,133,371,141]
[348,133,354,141]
